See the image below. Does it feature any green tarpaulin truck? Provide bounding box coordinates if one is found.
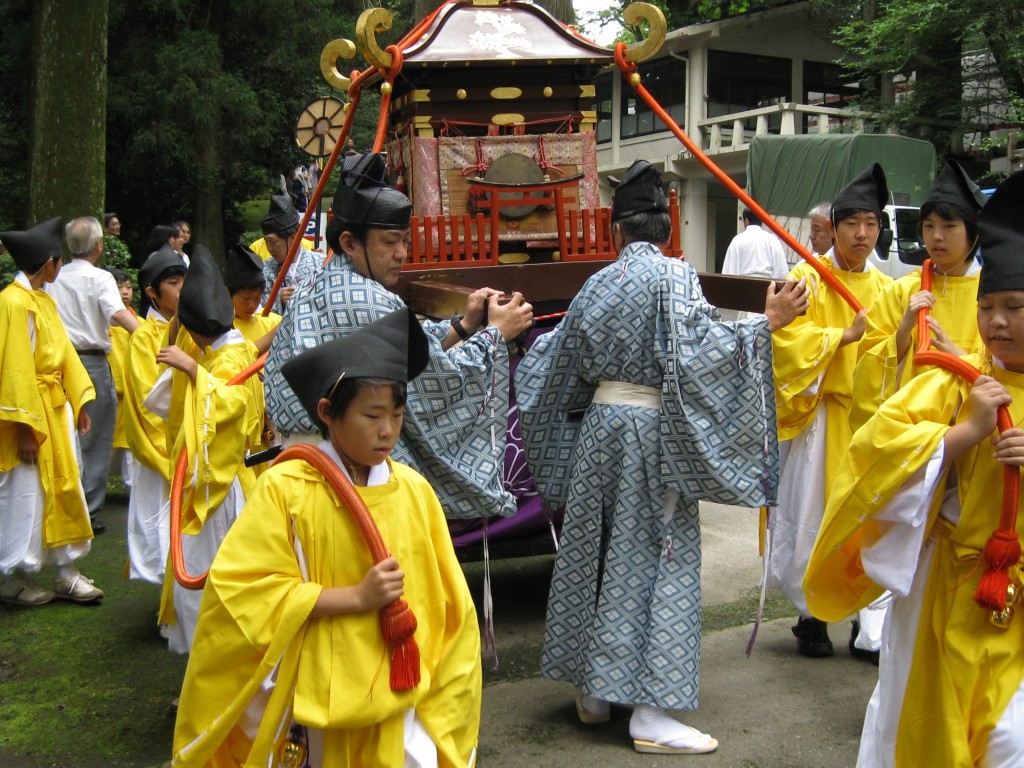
[747,134,937,279]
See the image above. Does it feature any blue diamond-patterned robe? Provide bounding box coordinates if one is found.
[261,246,322,315]
[515,241,778,710]
[264,253,516,520]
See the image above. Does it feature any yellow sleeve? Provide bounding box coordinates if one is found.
[124,320,173,476]
[172,467,322,768]
[804,367,965,620]
[0,287,49,466]
[771,268,845,440]
[172,343,260,534]
[410,470,482,767]
[850,276,918,434]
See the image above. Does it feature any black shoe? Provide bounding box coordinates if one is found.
[90,517,106,535]
[849,621,880,665]
[792,616,834,657]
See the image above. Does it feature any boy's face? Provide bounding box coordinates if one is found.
[232,287,262,320]
[978,291,1024,372]
[317,384,404,468]
[833,211,880,271]
[117,280,134,308]
[922,212,971,272]
[146,275,184,318]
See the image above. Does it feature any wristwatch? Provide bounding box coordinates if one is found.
[451,314,471,341]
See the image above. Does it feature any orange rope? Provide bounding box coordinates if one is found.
[612,43,864,313]
[169,352,268,590]
[914,259,1020,613]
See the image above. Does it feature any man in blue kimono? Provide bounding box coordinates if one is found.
[516,160,808,754]
[264,152,534,519]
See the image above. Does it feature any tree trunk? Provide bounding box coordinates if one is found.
[29,0,107,225]
[192,0,226,264]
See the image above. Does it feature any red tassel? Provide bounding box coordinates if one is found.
[389,636,422,691]
[380,599,418,644]
[973,531,1022,612]
[380,599,420,691]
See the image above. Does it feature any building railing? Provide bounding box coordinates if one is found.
[696,102,872,154]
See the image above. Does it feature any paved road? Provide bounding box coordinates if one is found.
[467,502,877,767]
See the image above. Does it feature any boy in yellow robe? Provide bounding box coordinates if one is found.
[124,247,187,584]
[107,268,138,490]
[805,170,1024,768]
[145,246,263,654]
[172,308,481,768]
[0,217,103,605]
[766,164,892,657]
[851,159,988,433]
[223,243,281,345]
[223,243,281,473]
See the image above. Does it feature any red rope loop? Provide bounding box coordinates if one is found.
[170,352,268,590]
[914,259,1021,614]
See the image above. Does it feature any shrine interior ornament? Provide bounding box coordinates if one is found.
[295,97,347,158]
[622,2,667,63]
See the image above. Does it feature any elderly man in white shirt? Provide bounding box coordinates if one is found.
[47,216,139,534]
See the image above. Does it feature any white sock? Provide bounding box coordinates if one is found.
[580,694,609,716]
[629,704,713,747]
[56,564,80,582]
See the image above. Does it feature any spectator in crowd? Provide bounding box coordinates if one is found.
[137,224,182,269]
[0,217,104,605]
[807,202,834,256]
[104,213,121,238]
[173,220,192,256]
[47,216,140,535]
[722,206,790,280]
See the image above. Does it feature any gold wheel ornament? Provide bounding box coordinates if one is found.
[294,97,347,158]
[622,2,667,63]
[357,7,394,70]
[320,38,357,90]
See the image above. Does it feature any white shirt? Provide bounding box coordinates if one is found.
[46,259,125,353]
[722,224,790,280]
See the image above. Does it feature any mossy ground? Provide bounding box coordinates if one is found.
[0,495,185,768]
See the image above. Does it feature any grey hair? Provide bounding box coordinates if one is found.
[616,210,673,246]
[807,202,831,220]
[65,216,103,257]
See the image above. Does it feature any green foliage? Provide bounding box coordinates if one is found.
[0,252,16,292]
[102,235,132,271]
[829,0,1024,157]
[103,0,362,257]
[0,0,32,232]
